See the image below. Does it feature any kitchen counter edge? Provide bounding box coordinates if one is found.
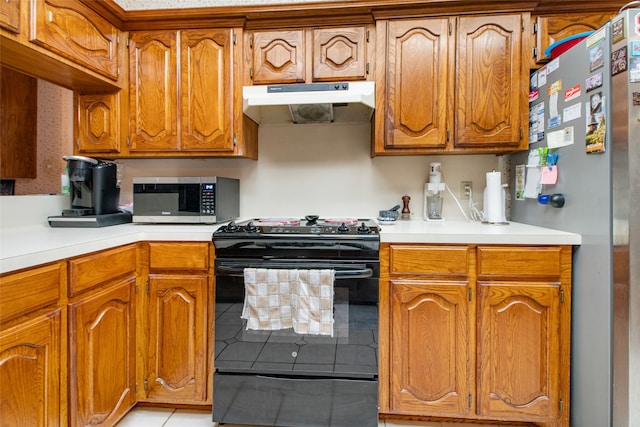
[0,220,581,274]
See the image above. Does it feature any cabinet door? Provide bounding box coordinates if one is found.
[389,280,471,417]
[534,13,613,65]
[312,27,369,81]
[30,0,119,80]
[69,278,136,427]
[456,15,525,149]
[0,310,62,427]
[477,282,560,421]
[146,274,208,403]
[128,31,178,152]
[1,66,37,179]
[77,92,121,154]
[180,29,233,152]
[250,30,305,84]
[382,19,452,150]
[0,0,21,33]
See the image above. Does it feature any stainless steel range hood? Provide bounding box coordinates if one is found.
[242,81,375,124]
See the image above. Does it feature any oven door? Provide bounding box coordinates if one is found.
[213,258,379,427]
[214,258,379,379]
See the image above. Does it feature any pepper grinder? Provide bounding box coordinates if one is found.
[401,195,411,220]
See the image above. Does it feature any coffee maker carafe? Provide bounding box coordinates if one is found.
[48,156,131,227]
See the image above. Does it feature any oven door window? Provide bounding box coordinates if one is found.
[214,263,378,379]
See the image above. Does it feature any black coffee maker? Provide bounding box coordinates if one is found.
[48,156,131,227]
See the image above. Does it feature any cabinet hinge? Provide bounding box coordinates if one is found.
[468,287,472,301]
[249,67,253,80]
[446,129,451,142]
[559,397,564,413]
[146,279,149,294]
[233,135,238,147]
[522,19,525,32]
[467,393,472,409]
[532,46,538,58]
[366,30,370,43]
[233,33,237,45]
[532,22,538,35]
[127,136,131,148]
[249,34,253,49]
[126,38,129,48]
[366,63,369,75]
[560,288,564,304]
[448,21,452,35]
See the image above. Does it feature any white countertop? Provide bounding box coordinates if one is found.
[0,220,581,274]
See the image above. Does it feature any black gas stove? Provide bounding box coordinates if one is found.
[213,216,379,239]
[211,216,380,427]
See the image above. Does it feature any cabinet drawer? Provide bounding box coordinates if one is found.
[477,246,563,279]
[389,245,469,276]
[0,262,63,324]
[68,244,137,297]
[149,242,210,271]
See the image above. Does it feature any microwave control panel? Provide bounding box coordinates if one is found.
[201,183,215,215]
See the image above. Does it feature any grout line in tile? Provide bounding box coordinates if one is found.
[160,408,177,426]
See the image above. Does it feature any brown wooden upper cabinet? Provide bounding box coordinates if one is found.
[29,0,120,81]
[246,26,373,85]
[373,14,529,155]
[532,13,614,67]
[0,0,21,34]
[127,29,257,158]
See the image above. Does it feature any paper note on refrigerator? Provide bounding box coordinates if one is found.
[524,167,542,198]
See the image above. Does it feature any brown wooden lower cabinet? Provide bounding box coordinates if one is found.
[68,277,136,427]
[0,309,63,427]
[380,243,572,427]
[139,242,213,405]
[144,274,209,403]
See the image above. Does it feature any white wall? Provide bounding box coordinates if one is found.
[117,122,499,220]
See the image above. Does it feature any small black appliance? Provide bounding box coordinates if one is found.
[48,156,131,227]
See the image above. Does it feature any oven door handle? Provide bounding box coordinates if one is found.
[215,265,374,279]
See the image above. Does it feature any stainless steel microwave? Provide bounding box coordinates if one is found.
[132,177,239,224]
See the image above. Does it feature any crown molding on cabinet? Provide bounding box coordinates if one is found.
[83,0,627,31]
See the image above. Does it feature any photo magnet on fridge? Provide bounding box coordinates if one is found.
[612,46,628,76]
[585,93,606,154]
[612,17,625,44]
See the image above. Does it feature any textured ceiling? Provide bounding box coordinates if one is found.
[112,0,336,10]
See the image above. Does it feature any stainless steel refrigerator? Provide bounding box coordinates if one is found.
[507,8,640,426]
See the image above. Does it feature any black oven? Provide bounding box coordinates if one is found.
[212,218,379,427]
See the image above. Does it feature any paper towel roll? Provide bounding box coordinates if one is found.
[484,171,505,223]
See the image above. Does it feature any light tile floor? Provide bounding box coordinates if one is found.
[116,406,520,427]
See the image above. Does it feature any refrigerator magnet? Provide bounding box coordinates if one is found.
[632,41,640,56]
[589,45,605,72]
[612,17,625,44]
[586,72,603,92]
[612,46,628,76]
[630,58,640,83]
[585,94,606,154]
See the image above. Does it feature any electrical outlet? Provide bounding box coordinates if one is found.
[461,181,472,200]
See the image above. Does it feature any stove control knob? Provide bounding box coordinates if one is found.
[337,222,350,233]
[224,221,240,232]
[245,221,259,233]
[357,222,371,234]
